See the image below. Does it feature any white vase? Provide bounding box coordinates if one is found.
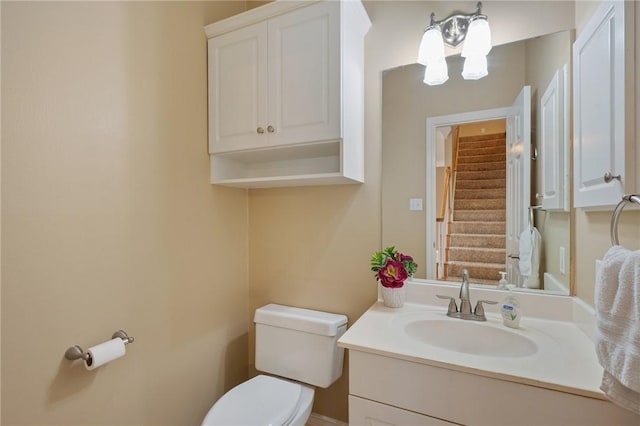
[381,284,405,308]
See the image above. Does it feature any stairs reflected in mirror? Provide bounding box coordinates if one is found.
[445,131,506,285]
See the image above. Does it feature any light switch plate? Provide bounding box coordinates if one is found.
[409,198,423,211]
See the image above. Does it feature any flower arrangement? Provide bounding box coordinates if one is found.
[370,246,418,288]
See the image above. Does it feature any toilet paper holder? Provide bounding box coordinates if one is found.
[64,330,135,362]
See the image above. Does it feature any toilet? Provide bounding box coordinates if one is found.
[202,304,348,426]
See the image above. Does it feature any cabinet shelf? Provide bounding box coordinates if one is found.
[210,140,362,188]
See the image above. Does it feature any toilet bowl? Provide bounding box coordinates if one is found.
[201,375,314,426]
[201,304,347,426]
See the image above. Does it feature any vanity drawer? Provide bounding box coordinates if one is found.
[349,395,458,426]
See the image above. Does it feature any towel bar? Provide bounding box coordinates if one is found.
[610,194,640,246]
[528,205,542,228]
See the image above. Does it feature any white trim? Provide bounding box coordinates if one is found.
[425,107,511,280]
[204,0,321,38]
[562,63,570,212]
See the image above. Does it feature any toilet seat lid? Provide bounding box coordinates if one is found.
[202,375,302,426]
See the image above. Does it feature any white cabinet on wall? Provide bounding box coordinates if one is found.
[205,1,371,188]
[573,0,635,208]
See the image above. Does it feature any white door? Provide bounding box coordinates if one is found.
[267,1,341,147]
[208,22,268,153]
[506,86,531,286]
[573,1,631,208]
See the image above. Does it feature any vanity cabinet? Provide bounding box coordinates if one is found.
[205,1,370,188]
[573,0,636,208]
[348,350,639,426]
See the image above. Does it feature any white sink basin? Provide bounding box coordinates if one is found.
[404,318,538,357]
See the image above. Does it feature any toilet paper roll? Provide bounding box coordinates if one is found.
[85,338,126,370]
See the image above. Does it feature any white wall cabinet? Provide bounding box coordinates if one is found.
[573,0,635,208]
[205,1,370,188]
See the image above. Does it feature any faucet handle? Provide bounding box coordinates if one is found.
[474,300,498,319]
[436,294,458,314]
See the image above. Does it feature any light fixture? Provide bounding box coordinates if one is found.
[418,24,448,84]
[417,2,491,85]
[461,54,488,80]
[424,58,449,85]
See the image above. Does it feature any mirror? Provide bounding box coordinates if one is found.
[382,30,573,295]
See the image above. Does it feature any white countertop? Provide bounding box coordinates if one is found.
[339,293,606,400]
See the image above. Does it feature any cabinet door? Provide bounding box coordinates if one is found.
[208,22,268,153]
[267,2,341,147]
[539,66,569,211]
[573,1,634,208]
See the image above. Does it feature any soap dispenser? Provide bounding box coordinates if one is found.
[497,272,508,290]
[501,285,522,328]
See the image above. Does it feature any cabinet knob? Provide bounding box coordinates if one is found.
[267,125,275,133]
[257,127,265,134]
[604,172,621,183]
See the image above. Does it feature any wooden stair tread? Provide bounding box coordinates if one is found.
[449,220,506,225]
[447,246,505,252]
[444,277,502,285]
[448,233,504,238]
[446,260,507,268]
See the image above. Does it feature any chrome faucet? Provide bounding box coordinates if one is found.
[458,269,472,317]
[436,269,497,321]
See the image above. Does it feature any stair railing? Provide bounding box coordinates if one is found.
[450,126,461,217]
[436,166,452,279]
[439,127,461,280]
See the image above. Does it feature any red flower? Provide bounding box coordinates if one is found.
[400,254,413,263]
[377,259,408,288]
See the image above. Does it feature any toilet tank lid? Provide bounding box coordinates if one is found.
[254,304,347,336]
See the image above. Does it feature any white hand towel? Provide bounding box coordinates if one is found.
[595,245,640,414]
[519,228,533,277]
[519,227,541,288]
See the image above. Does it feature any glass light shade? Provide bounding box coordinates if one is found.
[462,55,488,80]
[461,17,492,58]
[424,58,449,85]
[417,26,445,65]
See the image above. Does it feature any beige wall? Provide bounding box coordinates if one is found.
[1,2,249,425]
[246,1,272,10]
[458,120,506,137]
[573,1,640,306]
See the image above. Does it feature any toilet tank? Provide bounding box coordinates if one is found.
[254,304,348,388]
